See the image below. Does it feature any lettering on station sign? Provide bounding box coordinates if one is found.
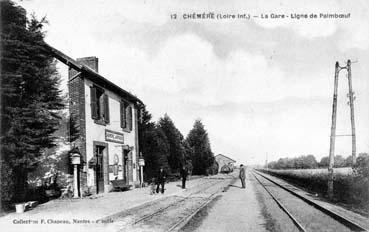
[105,129,124,144]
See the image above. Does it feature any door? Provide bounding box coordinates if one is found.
[123,149,129,185]
[96,146,105,193]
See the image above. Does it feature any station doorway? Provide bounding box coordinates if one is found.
[123,149,129,185]
[95,145,106,194]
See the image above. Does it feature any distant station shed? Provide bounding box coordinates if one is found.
[215,154,236,173]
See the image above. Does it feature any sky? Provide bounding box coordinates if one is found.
[17,0,369,165]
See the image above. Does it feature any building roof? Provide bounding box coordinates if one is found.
[215,154,236,163]
[45,43,143,106]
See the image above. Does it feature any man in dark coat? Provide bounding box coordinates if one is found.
[156,167,166,194]
[239,164,246,188]
[180,166,188,189]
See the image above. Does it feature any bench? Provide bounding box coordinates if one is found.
[110,180,132,192]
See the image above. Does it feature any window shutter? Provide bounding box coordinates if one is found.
[104,94,109,123]
[127,105,132,131]
[120,100,126,128]
[90,87,98,119]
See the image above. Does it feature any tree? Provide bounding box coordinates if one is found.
[295,156,304,169]
[138,106,170,180]
[302,155,318,169]
[186,120,215,175]
[270,155,317,169]
[140,126,170,179]
[182,140,193,173]
[268,161,277,169]
[138,105,156,152]
[319,156,329,167]
[334,155,345,168]
[344,156,353,167]
[318,155,347,168]
[1,0,64,206]
[158,114,185,173]
[354,153,369,178]
[273,157,291,169]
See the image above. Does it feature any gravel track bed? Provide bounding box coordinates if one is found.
[251,173,299,232]
[255,173,353,232]
[123,176,236,231]
[131,198,205,231]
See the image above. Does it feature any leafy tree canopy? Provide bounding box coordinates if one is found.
[186,120,214,175]
[1,0,64,203]
[138,106,170,180]
[158,114,185,172]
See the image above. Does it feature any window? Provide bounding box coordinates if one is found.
[90,86,109,124]
[120,100,132,131]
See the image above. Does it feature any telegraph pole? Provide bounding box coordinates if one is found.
[328,62,340,200]
[347,60,357,165]
[328,60,357,199]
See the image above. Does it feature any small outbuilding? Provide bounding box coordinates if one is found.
[215,154,236,173]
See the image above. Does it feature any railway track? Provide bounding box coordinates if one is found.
[131,180,220,225]
[128,177,235,232]
[252,171,368,232]
[101,175,236,232]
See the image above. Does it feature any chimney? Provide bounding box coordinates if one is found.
[68,56,99,79]
[77,56,99,72]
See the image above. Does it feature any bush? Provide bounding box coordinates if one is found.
[1,161,15,210]
[261,168,368,208]
[354,153,369,178]
[352,153,369,204]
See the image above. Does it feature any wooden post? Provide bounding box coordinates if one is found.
[346,60,357,166]
[328,61,340,200]
[140,165,144,188]
[73,165,79,198]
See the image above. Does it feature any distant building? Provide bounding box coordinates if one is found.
[50,46,143,194]
[215,154,236,173]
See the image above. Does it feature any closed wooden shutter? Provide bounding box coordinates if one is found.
[90,87,98,119]
[120,100,126,128]
[103,94,110,123]
[127,105,132,131]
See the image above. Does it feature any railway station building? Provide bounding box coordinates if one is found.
[215,154,236,173]
[51,46,143,195]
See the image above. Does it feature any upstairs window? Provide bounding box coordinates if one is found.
[90,86,109,124]
[120,100,132,131]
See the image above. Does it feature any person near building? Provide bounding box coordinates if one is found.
[239,164,246,188]
[180,166,188,189]
[156,167,167,194]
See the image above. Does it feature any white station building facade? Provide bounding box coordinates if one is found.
[51,47,143,194]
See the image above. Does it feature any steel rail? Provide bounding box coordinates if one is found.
[254,171,368,232]
[166,177,238,232]
[98,177,227,224]
[133,196,187,224]
[252,172,307,232]
[132,178,226,225]
[166,192,218,232]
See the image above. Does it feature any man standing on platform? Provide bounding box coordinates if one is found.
[180,166,188,189]
[156,167,167,194]
[239,164,246,188]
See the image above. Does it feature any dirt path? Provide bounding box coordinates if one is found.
[182,171,268,232]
